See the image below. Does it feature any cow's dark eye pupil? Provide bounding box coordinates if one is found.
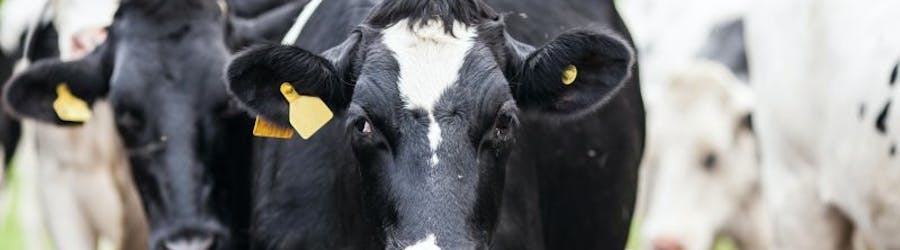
[702,153,718,171]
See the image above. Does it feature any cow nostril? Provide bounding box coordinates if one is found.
[164,236,215,250]
[652,236,684,250]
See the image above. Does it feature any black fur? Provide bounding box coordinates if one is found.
[367,0,498,34]
[877,100,891,135]
[225,2,306,51]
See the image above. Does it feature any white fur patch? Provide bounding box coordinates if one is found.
[405,234,440,250]
[0,0,49,54]
[383,19,476,167]
[427,114,441,166]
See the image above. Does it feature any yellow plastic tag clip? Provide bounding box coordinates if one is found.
[562,65,578,85]
[280,82,333,140]
[252,116,294,139]
[52,83,92,122]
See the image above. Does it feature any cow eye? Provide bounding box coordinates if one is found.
[114,108,151,147]
[355,119,374,136]
[494,113,513,138]
[491,111,518,143]
[116,109,145,134]
[702,152,718,171]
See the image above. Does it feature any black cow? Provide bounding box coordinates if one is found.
[227,0,643,249]
[1,0,299,249]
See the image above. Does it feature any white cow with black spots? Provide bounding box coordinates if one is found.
[640,61,765,250]
[747,0,900,249]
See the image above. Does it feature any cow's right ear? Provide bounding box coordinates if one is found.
[3,44,111,125]
[226,32,361,127]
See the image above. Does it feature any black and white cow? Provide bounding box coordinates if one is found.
[747,0,900,249]
[1,0,300,249]
[226,0,644,249]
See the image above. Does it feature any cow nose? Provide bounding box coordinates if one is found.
[163,236,215,250]
[652,236,684,250]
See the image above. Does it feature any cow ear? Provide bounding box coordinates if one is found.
[225,32,361,128]
[511,30,634,118]
[3,45,111,125]
[224,2,305,50]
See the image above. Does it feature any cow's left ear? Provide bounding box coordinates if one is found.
[510,30,634,117]
[3,44,111,125]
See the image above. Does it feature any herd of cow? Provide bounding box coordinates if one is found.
[0,0,898,250]
[0,0,643,249]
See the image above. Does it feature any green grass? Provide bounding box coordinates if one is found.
[0,162,53,250]
[0,165,27,249]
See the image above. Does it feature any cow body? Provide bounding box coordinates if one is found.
[746,0,900,249]
[228,0,643,249]
[0,0,150,250]
[0,0,312,248]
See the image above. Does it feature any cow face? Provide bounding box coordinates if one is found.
[3,1,250,249]
[226,1,634,248]
[642,62,758,250]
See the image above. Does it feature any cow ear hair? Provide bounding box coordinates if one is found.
[509,30,635,118]
[3,45,111,125]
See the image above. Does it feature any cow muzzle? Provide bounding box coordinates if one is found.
[151,221,226,250]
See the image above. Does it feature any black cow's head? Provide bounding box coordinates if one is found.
[227,0,634,248]
[3,0,254,249]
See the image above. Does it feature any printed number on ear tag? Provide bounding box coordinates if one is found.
[252,116,294,139]
[52,83,92,122]
[280,82,333,140]
[562,65,578,86]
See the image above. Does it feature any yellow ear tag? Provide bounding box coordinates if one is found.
[280,82,333,140]
[252,116,295,139]
[52,83,92,122]
[562,65,578,85]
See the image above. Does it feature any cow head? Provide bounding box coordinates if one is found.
[642,61,758,250]
[3,0,252,249]
[227,0,634,248]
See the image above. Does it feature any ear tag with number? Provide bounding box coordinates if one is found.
[252,116,294,139]
[52,83,92,122]
[562,65,578,86]
[280,82,333,140]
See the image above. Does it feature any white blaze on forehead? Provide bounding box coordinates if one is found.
[383,19,476,166]
[428,114,441,166]
[405,234,440,250]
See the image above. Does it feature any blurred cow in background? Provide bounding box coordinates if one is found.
[0,0,150,250]
[747,0,900,249]
[641,61,764,250]
[3,0,307,249]
[625,0,765,246]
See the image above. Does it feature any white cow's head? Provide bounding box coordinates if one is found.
[641,61,758,250]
